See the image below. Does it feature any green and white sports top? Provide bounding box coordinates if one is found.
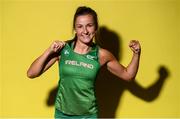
[55,40,101,115]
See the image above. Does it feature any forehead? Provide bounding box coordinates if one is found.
[75,14,94,24]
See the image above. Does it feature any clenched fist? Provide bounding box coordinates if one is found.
[129,40,141,54]
[49,41,66,54]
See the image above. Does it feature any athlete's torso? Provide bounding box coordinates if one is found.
[55,40,100,115]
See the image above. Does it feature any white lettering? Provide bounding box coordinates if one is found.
[65,60,94,69]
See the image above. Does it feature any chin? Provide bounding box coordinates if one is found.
[80,37,93,44]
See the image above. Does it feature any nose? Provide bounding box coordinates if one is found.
[83,27,88,34]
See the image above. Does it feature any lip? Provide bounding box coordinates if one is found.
[83,35,90,38]
[81,34,90,38]
[79,33,94,40]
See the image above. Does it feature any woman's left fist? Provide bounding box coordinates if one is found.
[129,40,141,54]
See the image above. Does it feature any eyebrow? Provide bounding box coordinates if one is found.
[75,23,94,25]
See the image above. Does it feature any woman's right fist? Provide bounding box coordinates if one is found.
[49,41,66,54]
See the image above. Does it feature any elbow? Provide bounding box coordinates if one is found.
[127,77,136,82]
[27,71,35,79]
[123,71,137,82]
[27,70,38,79]
[122,75,136,82]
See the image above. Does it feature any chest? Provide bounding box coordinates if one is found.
[59,46,100,80]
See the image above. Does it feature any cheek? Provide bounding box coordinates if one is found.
[89,28,96,34]
[75,29,81,35]
[91,30,96,35]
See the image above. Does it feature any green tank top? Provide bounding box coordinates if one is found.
[55,40,101,115]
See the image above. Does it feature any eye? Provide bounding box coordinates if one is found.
[87,23,94,27]
[76,25,82,28]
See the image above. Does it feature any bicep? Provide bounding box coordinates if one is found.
[107,59,127,79]
[99,48,130,80]
[43,55,59,73]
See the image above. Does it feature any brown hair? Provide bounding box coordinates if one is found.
[73,6,98,31]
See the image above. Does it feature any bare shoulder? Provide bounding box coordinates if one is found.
[99,48,115,66]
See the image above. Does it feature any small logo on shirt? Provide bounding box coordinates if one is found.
[86,55,97,60]
[64,50,70,55]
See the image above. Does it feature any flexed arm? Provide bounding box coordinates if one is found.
[126,40,141,80]
[99,40,141,81]
[27,41,65,79]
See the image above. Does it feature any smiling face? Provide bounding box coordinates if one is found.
[74,14,97,44]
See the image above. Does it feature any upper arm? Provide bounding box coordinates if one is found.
[42,54,60,73]
[99,48,130,81]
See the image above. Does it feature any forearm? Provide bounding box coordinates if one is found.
[126,53,140,80]
[27,48,51,78]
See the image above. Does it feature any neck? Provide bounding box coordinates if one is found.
[73,40,92,54]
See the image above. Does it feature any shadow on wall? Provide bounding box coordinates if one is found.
[46,26,170,118]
